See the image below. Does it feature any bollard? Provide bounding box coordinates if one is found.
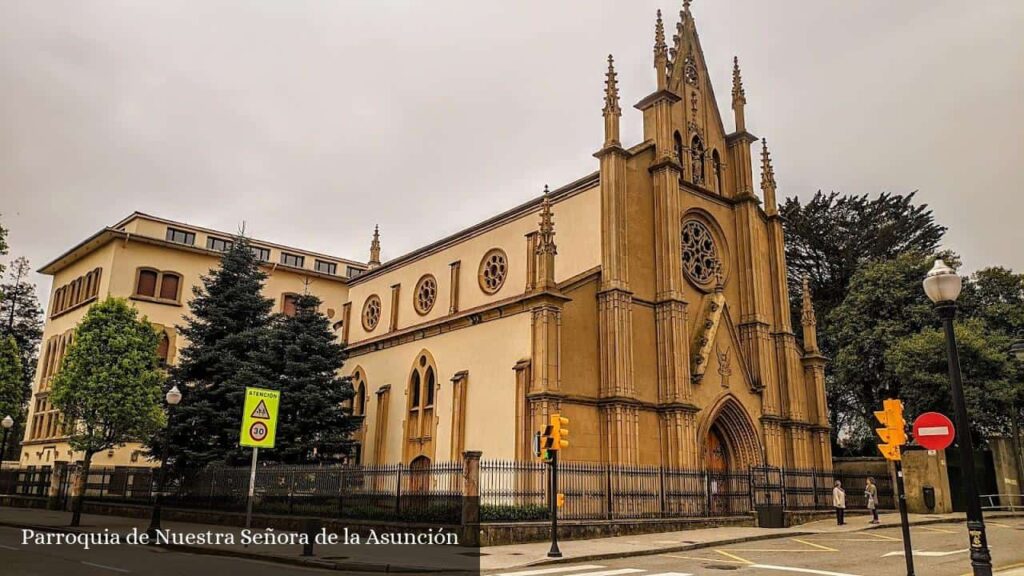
[302,518,320,557]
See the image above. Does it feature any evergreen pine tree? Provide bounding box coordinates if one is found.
[262,293,357,463]
[0,336,24,445]
[0,257,44,406]
[166,235,275,470]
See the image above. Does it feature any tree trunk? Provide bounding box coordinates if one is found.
[70,452,93,527]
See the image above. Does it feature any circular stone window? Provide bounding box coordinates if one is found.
[681,219,722,287]
[478,248,508,294]
[414,274,437,315]
[361,294,381,331]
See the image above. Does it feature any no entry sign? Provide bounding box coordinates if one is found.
[912,412,955,451]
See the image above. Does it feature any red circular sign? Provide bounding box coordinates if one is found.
[249,421,268,442]
[912,412,955,450]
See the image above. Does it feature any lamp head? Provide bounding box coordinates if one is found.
[923,259,962,304]
[1,415,13,430]
[166,385,182,406]
[1011,338,1024,362]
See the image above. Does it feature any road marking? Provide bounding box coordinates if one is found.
[80,561,130,573]
[565,565,643,569]
[989,522,1013,528]
[647,573,694,576]
[793,538,838,552]
[728,549,833,553]
[0,544,19,550]
[714,549,754,564]
[495,567,607,576]
[863,531,901,541]
[918,525,955,534]
[882,548,968,558]
[750,565,863,576]
[663,554,745,564]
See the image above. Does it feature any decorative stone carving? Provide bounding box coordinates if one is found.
[362,295,381,331]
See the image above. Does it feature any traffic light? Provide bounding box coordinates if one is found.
[550,414,569,450]
[556,493,565,508]
[875,398,907,461]
[539,422,555,462]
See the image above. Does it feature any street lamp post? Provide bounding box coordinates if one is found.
[1010,337,1024,509]
[923,259,993,576]
[147,385,181,540]
[0,415,13,464]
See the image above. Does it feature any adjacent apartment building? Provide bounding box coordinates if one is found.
[20,212,365,468]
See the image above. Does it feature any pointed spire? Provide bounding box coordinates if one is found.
[654,10,668,90]
[535,186,558,291]
[602,54,621,147]
[760,138,778,215]
[801,276,820,354]
[732,56,748,132]
[368,224,381,269]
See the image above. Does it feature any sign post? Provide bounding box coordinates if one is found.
[239,387,280,534]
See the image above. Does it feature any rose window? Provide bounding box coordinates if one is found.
[362,295,381,331]
[414,274,437,315]
[478,249,508,294]
[681,220,721,285]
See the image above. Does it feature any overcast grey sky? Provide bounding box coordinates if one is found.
[2,0,1022,306]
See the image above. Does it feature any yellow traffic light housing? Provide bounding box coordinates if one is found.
[539,423,555,462]
[550,414,569,450]
[875,398,907,461]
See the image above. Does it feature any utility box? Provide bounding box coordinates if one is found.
[756,504,784,528]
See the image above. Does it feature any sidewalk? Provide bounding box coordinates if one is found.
[0,505,1020,573]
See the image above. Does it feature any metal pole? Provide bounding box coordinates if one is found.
[147,407,173,540]
[0,428,9,465]
[245,447,258,539]
[894,460,915,576]
[938,303,993,576]
[547,450,561,558]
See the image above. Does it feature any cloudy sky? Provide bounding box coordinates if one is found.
[2,0,1022,307]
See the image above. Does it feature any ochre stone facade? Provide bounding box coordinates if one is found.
[346,4,831,471]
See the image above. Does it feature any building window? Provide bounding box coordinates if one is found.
[166,227,196,246]
[404,352,437,463]
[250,246,271,262]
[315,260,337,275]
[136,269,159,297]
[280,252,304,268]
[681,219,722,287]
[414,274,437,315]
[674,131,684,175]
[134,268,183,304]
[346,266,362,278]
[362,295,381,331]
[282,293,300,317]
[159,273,181,301]
[478,249,508,294]
[206,236,233,252]
[156,331,171,366]
[49,267,103,318]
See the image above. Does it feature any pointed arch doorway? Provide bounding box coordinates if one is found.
[700,396,764,515]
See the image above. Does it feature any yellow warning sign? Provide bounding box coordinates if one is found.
[240,387,280,448]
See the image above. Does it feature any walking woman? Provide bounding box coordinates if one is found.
[865,477,880,524]
[833,480,846,525]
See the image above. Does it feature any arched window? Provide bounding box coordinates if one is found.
[156,331,170,366]
[355,381,366,417]
[712,149,723,194]
[134,268,183,304]
[691,136,705,186]
[282,293,300,317]
[404,352,438,463]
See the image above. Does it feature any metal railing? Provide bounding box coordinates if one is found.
[980,493,1023,512]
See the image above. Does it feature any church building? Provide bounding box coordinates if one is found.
[342,3,831,472]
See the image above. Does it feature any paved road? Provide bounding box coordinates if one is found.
[0,526,345,576]
[488,519,1024,576]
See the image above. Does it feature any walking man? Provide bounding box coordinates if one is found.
[865,477,880,524]
[833,480,846,525]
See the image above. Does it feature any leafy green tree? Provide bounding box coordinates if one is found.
[887,319,1021,438]
[165,235,275,471]
[49,298,166,526]
[0,336,24,458]
[262,293,357,463]
[0,257,44,406]
[828,252,939,450]
[781,191,945,353]
[959,267,1024,337]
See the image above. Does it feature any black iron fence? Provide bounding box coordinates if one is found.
[480,462,893,522]
[2,462,892,523]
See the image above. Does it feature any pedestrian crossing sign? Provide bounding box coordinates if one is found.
[240,387,280,448]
